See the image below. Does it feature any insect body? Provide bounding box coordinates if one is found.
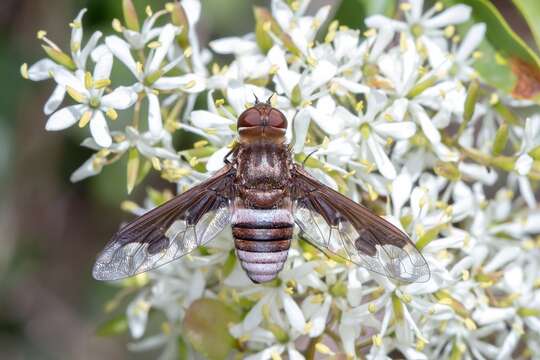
[93,99,430,284]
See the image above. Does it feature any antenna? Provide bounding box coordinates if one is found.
[253,93,260,104]
[265,93,275,104]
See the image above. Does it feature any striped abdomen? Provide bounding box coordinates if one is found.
[232,207,293,283]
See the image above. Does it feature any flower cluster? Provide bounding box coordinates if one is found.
[24,1,540,359]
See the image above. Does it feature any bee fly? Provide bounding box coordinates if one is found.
[93,96,430,284]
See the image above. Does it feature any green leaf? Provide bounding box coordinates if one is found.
[456,0,540,66]
[96,314,129,336]
[333,0,397,30]
[126,148,140,194]
[511,0,540,51]
[445,0,540,100]
[183,299,241,360]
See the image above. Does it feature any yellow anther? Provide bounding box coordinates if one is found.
[136,61,144,75]
[400,3,412,11]
[184,80,197,89]
[363,28,376,38]
[106,108,118,120]
[444,26,455,38]
[315,343,334,355]
[355,100,364,113]
[147,41,161,49]
[372,334,383,347]
[67,86,87,103]
[112,18,123,33]
[151,157,162,171]
[20,63,29,79]
[145,5,153,17]
[94,79,111,89]
[84,72,94,89]
[464,317,477,330]
[194,140,208,148]
[69,20,82,29]
[78,110,93,128]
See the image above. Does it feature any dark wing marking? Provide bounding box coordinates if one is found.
[291,166,430,283]
[92,165,235,281]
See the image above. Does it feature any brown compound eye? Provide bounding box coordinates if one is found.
[238,108,262,128]
[268,109,287,129]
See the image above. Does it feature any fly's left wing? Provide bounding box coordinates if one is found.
[92,165,235,281]
[291,166,430,283]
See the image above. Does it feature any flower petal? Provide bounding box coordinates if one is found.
[304,60,337,95]
[365,15,407,31]
[190,110,233,130]
[70,9,87,54]
[206,147,230,172]
[28,58,58,81]
[281,292,306,333]
[423,4,471,28]
[209,36,257,55]
[53,68,86,95]
[46,104,85,131]
[70,154,102,182]
[457,23,486,61]
[410,103,441,143]
[373,121,416,140]
[519,175,536,208]
[90,110,112,147]
[153,74,206,93]
[367,136,396,179]
[93,52,113,81]
[392,172,412,217]
[44,85,66,115]
[105,35,138,77]
[101,86,138,110]
[147,92,162,136]
[79,31,103,68]
[516,153,533,176]
[147,24,178,74]
[292,108,311,153]
[127,292,150,339]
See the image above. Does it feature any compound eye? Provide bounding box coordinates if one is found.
[237,108,261,128]
[268,109,287,129]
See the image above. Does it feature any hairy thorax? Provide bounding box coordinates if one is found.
[234,143,291,208]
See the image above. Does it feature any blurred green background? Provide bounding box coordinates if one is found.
[0,0,533,359]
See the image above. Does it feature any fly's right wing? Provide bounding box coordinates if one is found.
[93,165,236,281]
[291,166,430,283]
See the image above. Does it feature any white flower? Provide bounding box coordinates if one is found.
[366,1,471,45]
[46,57,137,147]
[106,24,205,136]
[271,0,331,57]
[25,9,101,115]
[120,9,167,49]
[27,0,540,358]
[335,90,417,179]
